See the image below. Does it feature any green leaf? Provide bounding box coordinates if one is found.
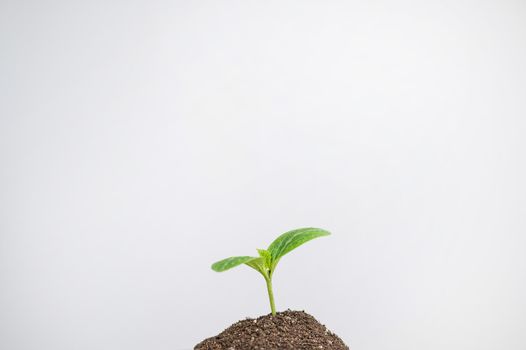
[268,227,330,266]
[257,249,272,269]
[244,257,268,277]
[211,256,258,272]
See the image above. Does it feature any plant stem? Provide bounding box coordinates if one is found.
[265,276,276,315]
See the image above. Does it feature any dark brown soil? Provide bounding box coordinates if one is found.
[194,310,349,350]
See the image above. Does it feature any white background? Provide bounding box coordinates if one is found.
[1,1,525,349]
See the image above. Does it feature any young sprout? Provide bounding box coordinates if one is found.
[211,227,331,316]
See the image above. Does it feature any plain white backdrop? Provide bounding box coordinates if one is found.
[1,1,525,349]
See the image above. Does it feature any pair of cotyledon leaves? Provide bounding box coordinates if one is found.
[211,227,330,278]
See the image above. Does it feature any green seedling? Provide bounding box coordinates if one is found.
[211,227,330,316]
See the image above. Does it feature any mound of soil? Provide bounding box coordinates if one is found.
[194,310,349,350]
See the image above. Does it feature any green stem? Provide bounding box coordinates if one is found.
[265,276,276,315]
